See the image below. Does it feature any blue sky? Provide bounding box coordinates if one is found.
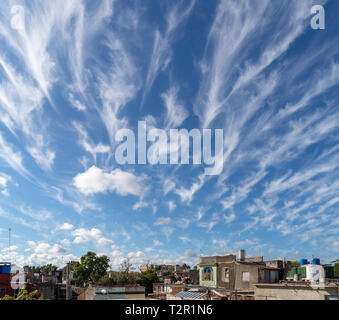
[0,0,338,269]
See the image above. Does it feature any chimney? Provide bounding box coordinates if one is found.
[238,249,245,261]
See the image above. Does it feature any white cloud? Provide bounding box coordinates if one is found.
[234,239,257,247]
[57,223,74,231]
[127,251,147,265]
[167,201,176,212]
[0,173,11,187]
[2,245,18,252]
[1,189,9,197]
[35,243,52,254]
[60,239,71,246]
[142,0,196,103]
[175,175,205,203]
[161,86,188,128]
[133,201,148,211]
[73,166,144,197]
[154,217,172,226]
[0,132,29,177]
[72,227,113,246]
[73,122,110,161]
[69,93,86,112]
[153,240,164,247]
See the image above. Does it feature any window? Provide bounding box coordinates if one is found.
[224,268,230,281]
[203,267,212,281]
[242,271,250,282]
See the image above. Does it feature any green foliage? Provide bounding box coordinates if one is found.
[23,264,58,274]
[136,270,159,294]
[73,251,110,286]
[97,274,117,286]
[334,263,339,277]
[0,286,39,301]
[41,264,58,275]
[290,261,300,267]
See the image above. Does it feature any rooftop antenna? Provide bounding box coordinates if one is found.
[8,228,11,264]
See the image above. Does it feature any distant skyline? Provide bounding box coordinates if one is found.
[0,0,338,268]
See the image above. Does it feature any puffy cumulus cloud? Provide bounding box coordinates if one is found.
[110,250,125,268]
[72,227,113,246]
[127,251,147,265]
[56,222,74,231]
[73,166,144,197]
[25,253,78,267]
[2,242,72,266]
[35,242,52,254]
[33,242,67,255]
[154,217,172,226]
[2,245,18,252]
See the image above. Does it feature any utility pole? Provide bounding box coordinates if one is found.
[8,228,11,264]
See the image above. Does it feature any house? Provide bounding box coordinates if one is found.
[199,250,283,298]
[0,263,14,298]
[153,283,185,300]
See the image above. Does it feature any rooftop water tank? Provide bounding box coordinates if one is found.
[299,259,308,265]
[312,258,320,265]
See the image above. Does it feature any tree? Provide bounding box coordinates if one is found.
[0,285,39,300]
[334,263,339,277]
[137,270,159,294]
[117,259,137,284]
[73,252,110,286]
[41,264,58,275]
[97,274,117,286]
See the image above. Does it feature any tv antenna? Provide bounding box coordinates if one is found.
[8,228,11,264]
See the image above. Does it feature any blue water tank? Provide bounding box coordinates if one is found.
[299,259,308,265]
[312,258,320,265]
[0,265,11,274]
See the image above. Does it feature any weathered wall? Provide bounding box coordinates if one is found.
[234,264,259,291]
[216,262,235,290]
[254,285,339,300]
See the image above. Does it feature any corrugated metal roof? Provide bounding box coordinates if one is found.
[174,291,207,299]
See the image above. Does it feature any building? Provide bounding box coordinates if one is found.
[153,283,185,300]
[254,281,339,300]
[140,264,154,273]
[0,263,14,298]
[199,250,283,298]
[77,285,146,300]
